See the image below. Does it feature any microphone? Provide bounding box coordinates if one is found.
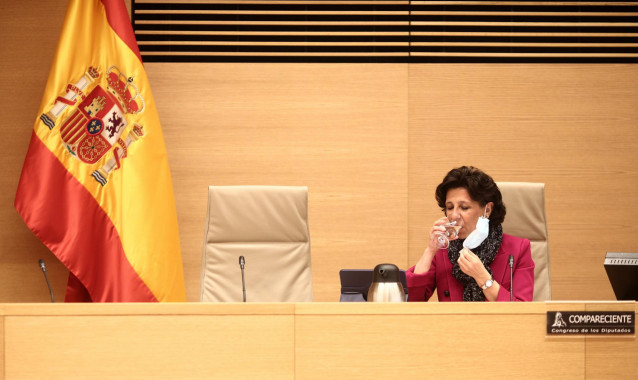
[239,256,246,302]
[38,259,55,303]
[508,254,514,302]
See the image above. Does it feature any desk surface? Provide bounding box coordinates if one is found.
[1,302,635,379]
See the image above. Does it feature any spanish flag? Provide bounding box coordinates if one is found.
[14,0,186,302]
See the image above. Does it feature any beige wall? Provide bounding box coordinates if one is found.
[2,0,637,302]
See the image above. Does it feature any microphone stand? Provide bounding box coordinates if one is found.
[39,259,55,303]
[239,256,246,302]
[508,255,514,302]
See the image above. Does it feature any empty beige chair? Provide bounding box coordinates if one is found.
[498,182,552,301]
[200,186,313,302]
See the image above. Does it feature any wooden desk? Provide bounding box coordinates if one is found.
[0,302,635,379]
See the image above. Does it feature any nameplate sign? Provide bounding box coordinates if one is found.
[547,311,635,335]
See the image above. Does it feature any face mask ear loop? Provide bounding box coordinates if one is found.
[483,206,488,219]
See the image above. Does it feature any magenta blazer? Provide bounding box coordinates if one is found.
[406,234,535,302]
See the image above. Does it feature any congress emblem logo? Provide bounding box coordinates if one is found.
[40,66,145,186]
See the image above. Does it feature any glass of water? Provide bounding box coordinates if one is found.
[436,220,462,249]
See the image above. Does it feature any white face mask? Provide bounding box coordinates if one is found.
[463,207,490,249]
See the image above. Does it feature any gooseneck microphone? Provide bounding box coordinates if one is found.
[239,256,246,302]
[508,254,514,302]
[38,259,55,303]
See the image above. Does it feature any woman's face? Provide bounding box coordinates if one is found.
[444,187,492,239]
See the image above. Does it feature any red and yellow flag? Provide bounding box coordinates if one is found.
[15,0,186,302]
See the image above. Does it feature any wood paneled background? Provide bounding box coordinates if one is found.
[1,0,637,302]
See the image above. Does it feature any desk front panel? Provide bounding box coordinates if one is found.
[295,303,584,379]
[1,302,636,379]
[2,304,295,380]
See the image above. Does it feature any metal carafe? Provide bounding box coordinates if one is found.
[367,263,405,302]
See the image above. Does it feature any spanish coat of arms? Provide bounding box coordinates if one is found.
[40,65,146,186]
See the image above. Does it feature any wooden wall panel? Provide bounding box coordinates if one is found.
[0,0,71,302]
[408,64,638,301]
[148,62,409,301]
[2,0,638,303]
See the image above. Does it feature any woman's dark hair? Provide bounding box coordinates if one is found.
[434,166,506,225]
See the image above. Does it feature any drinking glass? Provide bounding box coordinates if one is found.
[435,220,462,249]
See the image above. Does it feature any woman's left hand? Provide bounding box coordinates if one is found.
[458,247,490,284]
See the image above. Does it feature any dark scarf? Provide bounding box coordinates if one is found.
[448,224,503,301]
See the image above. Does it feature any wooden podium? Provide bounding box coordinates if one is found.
[1,302,635,379]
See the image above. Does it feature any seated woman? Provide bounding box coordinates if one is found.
[407,166,535,302]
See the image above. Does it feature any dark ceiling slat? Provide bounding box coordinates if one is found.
[132,0,638,63]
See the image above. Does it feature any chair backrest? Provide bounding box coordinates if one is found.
[200,186,313,302]
[497,182,552,301]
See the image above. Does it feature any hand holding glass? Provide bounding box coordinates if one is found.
[435,221,462,249]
